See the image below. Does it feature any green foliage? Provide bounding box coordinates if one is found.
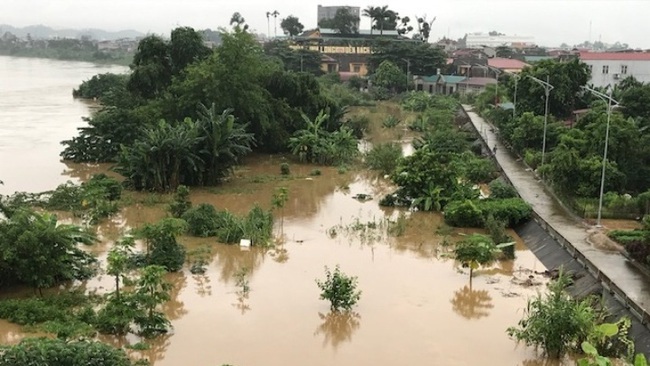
[372,60,406,93]
[0,338,136,366]
[484,214,514,259]
[401,91,434,112]
[382,115,401,128]
[368,40,446,76]
[0,209,97,292]
[280,15,304,37]
[181,203,274,246]
[365,142,403,175]
[182,203,222,237]
[316,266,362,312]
[73,73,129,100]
[507,272,599,358]
[116,106,254,191]
[321,82,374,107]
[133,265,172,337]
[454,234,498,277]
[169,185,192,218]
[488,179,519,199]
[444,198,532,228]
[263,40,321,75]
[280,163,291,176]
[345,114,370,138]
[136,218,187,272]
[288,110,359,165]
[106,235,135,300]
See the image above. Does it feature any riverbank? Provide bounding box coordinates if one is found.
[0,49,132,66]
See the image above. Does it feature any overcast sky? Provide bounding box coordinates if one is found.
[2,0,648,48]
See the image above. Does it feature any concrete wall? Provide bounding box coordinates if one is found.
[584,59,650,88]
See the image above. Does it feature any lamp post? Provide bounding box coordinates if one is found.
[512,73,519,119]
[582,86,620,227]
[402,58,410,91]
[527,75,554,169]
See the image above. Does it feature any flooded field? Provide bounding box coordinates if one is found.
[0,55,564,365]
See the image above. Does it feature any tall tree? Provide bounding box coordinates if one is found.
[362,6,379,34]
[414,15,436,42]
[397,16,413,36]
[368,40,446,76]
[169,26,211,74]
[271,10,280,37]
[318,7,359,34]
[280,15,304,37]
[373,6,399,35]
[230,12,249,32]
[127,35,172,99]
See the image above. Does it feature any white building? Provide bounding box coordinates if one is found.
[579,52,650,88]
[317,5,360,22]
[465,33,535,49]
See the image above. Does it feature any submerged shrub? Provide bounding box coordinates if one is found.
[0,338,135,366]
[444,198,532,228]
[280,163,291,176]
[182,203,221,237]
[488,179,518,199]
[365,143,403,175]
[169,185,192,218]
[316,265,361,311]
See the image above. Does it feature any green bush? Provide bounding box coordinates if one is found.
[507,273,601,359]
[443,200,484,228]
[489,179,519,199]
[345,115,370,138]
[365,143,403,175]
[444,198,532,228]
[316,266,361,311]
[0,338,135,366]
[382,115,401,128]
[280,163,291,176]
[624,240,650,265]
[401,91,433,112]
[169,185,191,218]
[182,203,221,237]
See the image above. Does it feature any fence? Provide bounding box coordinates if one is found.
[459,105,650,327]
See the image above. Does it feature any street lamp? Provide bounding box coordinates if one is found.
[402,58,410,91]
[527,75,554,169]
[582,85,620,227]
[512,73,519,119]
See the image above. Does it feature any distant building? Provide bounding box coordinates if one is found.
[317,5,360,22]
[466,33,535,49]
[579,51,650,88]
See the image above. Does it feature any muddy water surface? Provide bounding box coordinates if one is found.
[0,56,565,365]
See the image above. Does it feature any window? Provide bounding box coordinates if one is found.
[327,64,337,73]
[602,65,609,74]
[621,65,628,74]
[352,64,361,73]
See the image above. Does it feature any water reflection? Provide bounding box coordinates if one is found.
[451,284,494,320]
[232,291,251,315]
[61,161,116,182]
[212,245,267,282]
[162,272,188,321]
[314,311,361,350]
[191,274,212,297]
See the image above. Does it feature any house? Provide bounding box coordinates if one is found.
[414,74,467,94]
[457,77,497,94]
[487,58,530,73]
[579,52,650,88]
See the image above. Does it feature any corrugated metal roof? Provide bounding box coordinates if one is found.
[488,57,530,69]
[441,75,467,84]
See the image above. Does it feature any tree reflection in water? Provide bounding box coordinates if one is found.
[314,311,361,350]
[162,272,188,321]
[450,284,494,320]
[232,291,251,315]
[192,273,212,297]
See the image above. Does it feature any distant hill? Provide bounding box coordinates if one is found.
[0,24,144,40]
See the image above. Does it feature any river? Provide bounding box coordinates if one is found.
[0,55,563,365]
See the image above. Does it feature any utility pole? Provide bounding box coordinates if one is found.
[527,75,554,171]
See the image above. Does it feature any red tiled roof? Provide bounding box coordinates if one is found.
[488,58,530,69]
[579,52,650,61]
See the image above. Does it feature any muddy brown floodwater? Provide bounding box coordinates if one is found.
[0,56,572,365]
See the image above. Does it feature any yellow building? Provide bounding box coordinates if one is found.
[290,28,405,77]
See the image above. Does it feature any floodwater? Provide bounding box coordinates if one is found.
[0,56,566,365]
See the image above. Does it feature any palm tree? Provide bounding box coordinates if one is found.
[362,6,378,34]
[266,11,271,38]
[271,10,280,38]
[375,6,393,35]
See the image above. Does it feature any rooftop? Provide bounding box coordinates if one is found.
[463,77,497,86]
[487,57,530,70]
[579,52,650,61]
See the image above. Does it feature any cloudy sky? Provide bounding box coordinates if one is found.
[2,0,648,48]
